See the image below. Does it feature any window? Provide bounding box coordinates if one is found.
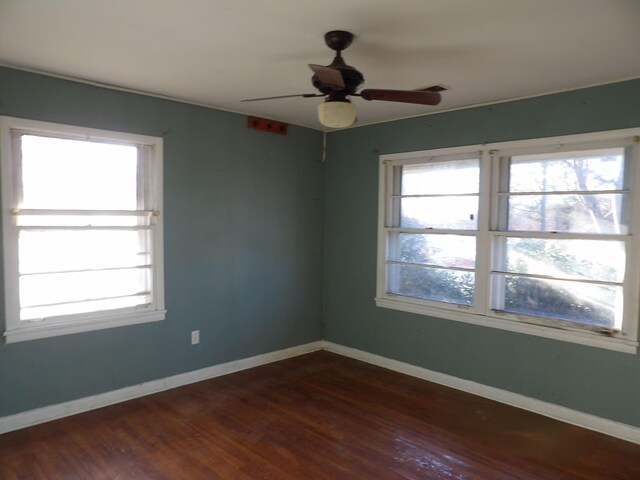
[385,156,480,306]
[1,117,165,342]
[377,129,640,353]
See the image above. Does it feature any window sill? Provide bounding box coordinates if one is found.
[3,309,167,343]
[375,296,638,354]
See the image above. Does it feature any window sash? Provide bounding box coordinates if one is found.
[381,154,485,313]
[488,234,627,331]
[17,223,154,321]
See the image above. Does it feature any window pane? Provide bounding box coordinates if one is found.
[492,274,621,329]
[22,295,150,321]
[507,193,626,234]
[17,215,147,227]
[21,135,138,210]
[19,230,150,274]
[497,237,625,283]
[509,148,625,193]
[401,159,479,195]
[400,196,478,229]
[388,264,474,305]
[395,233,475,268]
[20,268,150,309]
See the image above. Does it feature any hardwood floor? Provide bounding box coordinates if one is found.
[2,351,640,479]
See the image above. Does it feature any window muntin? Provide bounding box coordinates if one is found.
[1,117,165,342]
[377,131,640,352]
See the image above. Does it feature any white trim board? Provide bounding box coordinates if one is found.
[0,341,323,435]
[320,341,640,445]
[2,339,639,446]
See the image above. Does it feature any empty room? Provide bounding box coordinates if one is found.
[2,1,640,478]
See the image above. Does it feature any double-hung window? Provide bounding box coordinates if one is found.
[381,155,481,306]
[1,117,165,342]
[377,129,640,353]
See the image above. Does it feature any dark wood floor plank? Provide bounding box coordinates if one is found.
[2,351,640,479]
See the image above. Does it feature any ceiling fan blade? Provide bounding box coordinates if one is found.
[241,93,323,102]
[308,64,345,89]
[358,89,442,106]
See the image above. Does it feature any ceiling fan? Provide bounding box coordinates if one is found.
[241,30,443,128]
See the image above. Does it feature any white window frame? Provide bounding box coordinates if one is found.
[1,116,166,343]
[376,128,640,354]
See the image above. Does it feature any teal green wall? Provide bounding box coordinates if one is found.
[3,65,640,430]
[323,79,640,428]
[0,67,324,416]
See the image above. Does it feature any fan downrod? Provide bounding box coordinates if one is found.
[324,30,354,52]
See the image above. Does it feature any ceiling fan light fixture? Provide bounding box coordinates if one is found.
[317,99,356,128]
[242,30,446,126]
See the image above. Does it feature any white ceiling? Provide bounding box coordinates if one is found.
[1,0,639,131]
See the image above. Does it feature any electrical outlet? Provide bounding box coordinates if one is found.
[191,330,200,345]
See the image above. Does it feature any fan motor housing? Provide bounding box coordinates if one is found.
[311,64,364,95]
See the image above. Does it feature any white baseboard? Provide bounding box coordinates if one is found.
[3,339,639,446]
[320,340,640,445]
[0,340,323,435]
